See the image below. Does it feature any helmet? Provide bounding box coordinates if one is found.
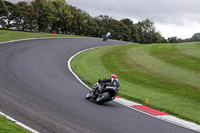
[111,74,117,79]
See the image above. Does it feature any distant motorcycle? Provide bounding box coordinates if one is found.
[103,36,108,41]
[86,81,118,104]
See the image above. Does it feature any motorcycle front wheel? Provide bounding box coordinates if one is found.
[85,93,91,100]
[96,92,111,105]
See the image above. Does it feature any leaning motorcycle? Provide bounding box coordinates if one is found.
[86,81,119,104]
[103,36,108,41]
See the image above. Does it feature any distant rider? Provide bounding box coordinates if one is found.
[103,32,111,41]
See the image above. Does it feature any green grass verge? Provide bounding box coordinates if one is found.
[0,29,81,42]
[71,42,200,125]
[0,115,31,133]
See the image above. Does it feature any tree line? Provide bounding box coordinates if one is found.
[0,0,199,43]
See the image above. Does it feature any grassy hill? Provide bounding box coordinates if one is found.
[0,29,80,42]
[71,42,200,124]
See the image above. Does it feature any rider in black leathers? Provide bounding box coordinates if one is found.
[90,74,120,97]
[98,74,120,92]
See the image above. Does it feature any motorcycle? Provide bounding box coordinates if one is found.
[86,81,119,105]
[103,36,108,41]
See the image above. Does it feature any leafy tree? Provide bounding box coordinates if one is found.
[3,1,14,28]
[16,1,29,30]
[96,15,114,35]
[26,4,38,31]
[168,37,185,43]
[51,0,73,34]
[69,7,96,36]
[94,16,106,37]
[0,0,8,28]
[75,11,93,36]
[114,21,131,41]
[16,1,38,31]
[191,33,200,42]
[137,19,159,44]
[109,19,122,39]
[1,0,168,43]
[4,1,22,29]
[68,6,79,34]
[31,0,51,32]
[10,3,21,29]
[86,17,100,37]
[121,18,139,42]
[120,18,134,26]
[153,32,164,43]
[168,36,179,43]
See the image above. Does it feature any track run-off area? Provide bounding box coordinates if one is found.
[0,38,198,133]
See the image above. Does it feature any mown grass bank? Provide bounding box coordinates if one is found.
[0,115,31,133]
[71,42,200,124]
[0,29,80,42]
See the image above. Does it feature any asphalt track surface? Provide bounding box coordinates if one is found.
[0,38,197,133]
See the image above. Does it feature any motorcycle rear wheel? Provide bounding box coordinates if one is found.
[96,92,111,105]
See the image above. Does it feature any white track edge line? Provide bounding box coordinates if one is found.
[0,112,39,133]
[68,47,99,91]
[68,46,200,133]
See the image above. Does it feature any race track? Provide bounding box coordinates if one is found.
[0,38,197,133]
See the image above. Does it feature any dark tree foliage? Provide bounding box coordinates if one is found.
[136,19,164,44]
[31,0,52,32]
[121,18,139,42]
[1,0,196,43]
[191,33,200,42]
[0,0,8,28]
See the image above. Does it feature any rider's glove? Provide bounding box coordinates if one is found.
[98,79,102,83]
